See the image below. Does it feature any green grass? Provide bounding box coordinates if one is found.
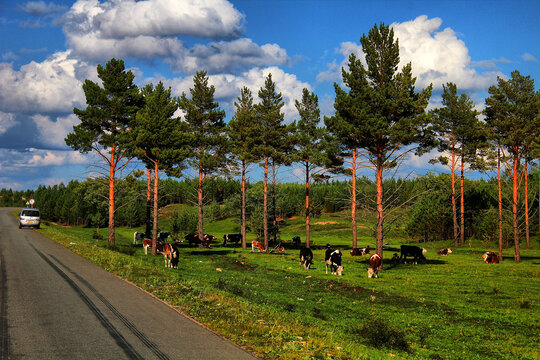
[34,211,540,360]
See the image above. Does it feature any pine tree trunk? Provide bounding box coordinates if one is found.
[198,164,204,240]
[263,156,269,251]
[146,168,152,236]
[152,161,159,256]
[376,152,384,264]
[451,137,458,247]
[272,159,277,244]
[351,149,358,249]
[305,161,310,248]
[108,146,116,247]
[524,157,530,249]
[460,152,465,246]
[512,150,520,262]
[498,145,503,262]
[241,160,247,250]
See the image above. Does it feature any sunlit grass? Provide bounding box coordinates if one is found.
[36,213,540,360]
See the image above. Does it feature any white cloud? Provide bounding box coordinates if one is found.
[318,15,501,92]
[64,0,244,61]
[522,53,538,62]
[25,148,89,166]
[32,113,79,147]
[0,51,89,113]
[169,38,289,74]
[0,112,16,134]
[19,1,68,16]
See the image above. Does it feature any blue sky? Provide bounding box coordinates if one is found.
[0,0,538,190]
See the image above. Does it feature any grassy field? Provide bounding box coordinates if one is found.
[32,207,539,360]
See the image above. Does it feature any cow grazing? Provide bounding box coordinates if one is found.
[158,232,171,242]
[133,231,146,245]
[351,246,371,256]
[292,236,301,249]
[367,253,382,278]
[161,243,179,268]
[143,238,164,255]
[325,248,344,276]
[437,248,452,256]
[299,247,313,270]
[251,240,266,252]
[399,245,427,264]
[223,233,242,246]
[482,251,499,264]
[185,233,212,248]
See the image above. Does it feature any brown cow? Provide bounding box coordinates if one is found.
[367,253,382,278]
[482,251,499,264]
[437,248,452,256]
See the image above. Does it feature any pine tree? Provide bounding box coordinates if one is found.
[178,71,227,241]
[326,23,432,261]
[485,70,538,262]
[293,88,341,248]
[227,87,258,250]
[252,73,286,251]
[132,81,189,255]
[66,58,143,246]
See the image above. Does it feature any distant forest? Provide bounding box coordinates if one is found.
[2,171,539,245]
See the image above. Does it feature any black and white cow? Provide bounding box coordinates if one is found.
[133,231,146,245]
[299,247,313,270]
[325,245,343,276]
[399,245,427,264]
[223,233,242,246]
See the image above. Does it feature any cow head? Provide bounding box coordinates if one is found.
[367,268,375,278]
[422,248,427,254]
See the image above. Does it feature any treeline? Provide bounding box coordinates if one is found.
[3,171,538,244]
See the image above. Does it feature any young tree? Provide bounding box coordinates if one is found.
[178,71,227,241]
[293,88,341,248]
[227,87,258,250]
[326,23,432,261]
[132,81,188,255]
[431,83,487,247]
[485,70,538,262]
[252,73,286,251]
[66,58,143,246]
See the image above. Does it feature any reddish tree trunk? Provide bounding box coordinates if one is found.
[498,145,503,262]
[241,160,247,250]
[376,151,384,262]
[263,156,269,251]
[351,149,358,249]
[198,164,204,240]
[305,161,311,248]
[512,149,520,262]
[524,157,530,249]
[451,136,458,247]
[152,161,159,256]
[460,153,465,246]
[146,168,152,236]
[108,145,116,247]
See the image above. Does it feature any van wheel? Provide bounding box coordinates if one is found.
[36,225,40,229]
[19,224,22,229]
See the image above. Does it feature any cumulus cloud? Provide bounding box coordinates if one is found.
[169,38,289,74]
[32,114,79,147]
[0,51,89,113]
[63,0,244,60]
[318,15,501,92]
[160,67,311,122]
[0,112,16,135]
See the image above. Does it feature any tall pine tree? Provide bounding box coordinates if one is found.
[178,71,227,241]
[326,23,432,262]
[66,58,143,246]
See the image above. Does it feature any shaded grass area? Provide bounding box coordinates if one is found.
[35,214,540,360]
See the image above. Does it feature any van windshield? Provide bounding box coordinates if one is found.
[22,210,40,217]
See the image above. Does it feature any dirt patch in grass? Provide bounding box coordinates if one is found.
[313,221,338,225]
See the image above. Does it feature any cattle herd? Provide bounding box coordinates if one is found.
[133,231,501,275]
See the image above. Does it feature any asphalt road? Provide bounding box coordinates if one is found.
[0,208,257,360]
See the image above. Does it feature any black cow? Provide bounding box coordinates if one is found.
[299,247,313,270]
[158,231,171,242]
[223,233,242,246]
[399,245,427,264]
[292,236,301,249]
[185,233,212,248]
[325,244,343,276]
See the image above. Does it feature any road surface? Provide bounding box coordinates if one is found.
[0,208,257,359]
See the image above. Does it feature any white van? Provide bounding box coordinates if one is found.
[19,208,41,229]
